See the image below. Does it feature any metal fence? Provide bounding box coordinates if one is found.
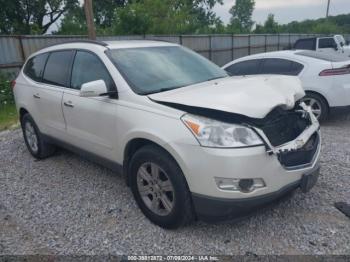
[1,33,350,76]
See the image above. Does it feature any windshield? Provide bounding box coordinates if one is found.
[107,46,228,95]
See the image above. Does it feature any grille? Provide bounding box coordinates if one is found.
[258,108,310,147]
[277,133,319,168]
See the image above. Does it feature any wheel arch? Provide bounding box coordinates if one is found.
[19,107,29,124]
[123,137,185,187]
[304,90,330,109]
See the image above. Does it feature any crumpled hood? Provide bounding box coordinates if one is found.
[149,75,305,119]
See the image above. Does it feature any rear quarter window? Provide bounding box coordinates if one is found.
[260,58,304,76]
[23,53,49,82]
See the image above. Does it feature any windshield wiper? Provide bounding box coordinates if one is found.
[143,85,186,95]
[204,76,228,82]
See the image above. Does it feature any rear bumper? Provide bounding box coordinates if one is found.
[192,164,320,222]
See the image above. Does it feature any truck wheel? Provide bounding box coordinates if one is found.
[129,145,194,229]
[21,113,56,159]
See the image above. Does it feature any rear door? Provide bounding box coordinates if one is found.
[30,50,74,139]
[62,50,118,159]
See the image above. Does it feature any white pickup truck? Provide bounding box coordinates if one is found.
[293,35,350,57]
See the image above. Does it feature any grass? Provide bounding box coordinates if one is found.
[0,104,19,131]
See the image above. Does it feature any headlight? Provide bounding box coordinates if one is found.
[181,114,264,148]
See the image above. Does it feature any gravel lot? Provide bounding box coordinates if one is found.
[0,110,349,256]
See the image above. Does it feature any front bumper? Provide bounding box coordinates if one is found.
[192,164,320,222]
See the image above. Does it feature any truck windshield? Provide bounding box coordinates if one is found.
[107,46,228,95]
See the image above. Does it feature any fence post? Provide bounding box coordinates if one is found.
[209,35,212,61]
[17,35,26,63]
[248,35,251,55]
[277,34,280,50]
[179,35,183,45]
[231,34,234,60]
[264,34,267,53]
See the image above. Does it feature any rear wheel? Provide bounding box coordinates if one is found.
[300,93,329,121]
[21,113,56,159]
[129,145,194,229]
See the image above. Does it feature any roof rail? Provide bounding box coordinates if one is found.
[48,39,108,47]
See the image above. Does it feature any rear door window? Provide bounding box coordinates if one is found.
[260,58,303,76]
[70,51,115,91]
[23,53,49,82]
[294,39,316,50]
[42,50,74,87]
[225,60,261,76]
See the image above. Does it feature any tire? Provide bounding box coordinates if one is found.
[300,93,329,122]
[129,145,194,229]
[21,113,56,159]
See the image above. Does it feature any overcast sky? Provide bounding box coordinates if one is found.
[214,0,350,25]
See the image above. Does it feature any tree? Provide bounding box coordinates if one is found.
[0,0,78,34]
[228,0,255,33]
[111,0,224,35]
[255,13,279,33]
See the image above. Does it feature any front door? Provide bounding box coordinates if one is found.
[62,50,118,160]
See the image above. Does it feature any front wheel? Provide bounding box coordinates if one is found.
[129,145,194,229]
[300,93,329,121]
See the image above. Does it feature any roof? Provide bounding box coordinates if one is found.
[30,40,179,58]
[295,50,350,62]
[104,40,178,49]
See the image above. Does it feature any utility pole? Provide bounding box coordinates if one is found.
[84,0,96,40]
[326,0,331,18]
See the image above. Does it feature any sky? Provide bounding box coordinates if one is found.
[214,0,350,25]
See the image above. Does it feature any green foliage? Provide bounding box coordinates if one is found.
[0,0,78,35]
[56,0,224,35]
[0,73,14,106]
[0,73,18,130]
[0,103,18,131]
[255,14,279,34]
[228,0,255,33]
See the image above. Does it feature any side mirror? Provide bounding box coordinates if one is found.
[80,80,108,97]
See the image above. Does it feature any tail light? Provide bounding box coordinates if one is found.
[319,66,350,76]
[10,80,16,89]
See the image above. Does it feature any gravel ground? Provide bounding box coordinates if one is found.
[0,111,349,256]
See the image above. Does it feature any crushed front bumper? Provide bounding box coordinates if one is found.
[192,164,320,222]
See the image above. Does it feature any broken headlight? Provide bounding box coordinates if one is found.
[181,114,264,148]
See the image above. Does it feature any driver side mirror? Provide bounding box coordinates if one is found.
[80,80,108,97]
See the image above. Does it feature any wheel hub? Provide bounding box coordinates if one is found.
[136,162,175,216]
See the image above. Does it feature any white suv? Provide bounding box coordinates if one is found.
[13,40,321,228]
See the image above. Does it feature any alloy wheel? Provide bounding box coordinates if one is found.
[25,122,39,153]
[300,97,322,119]
[136,162,175,216]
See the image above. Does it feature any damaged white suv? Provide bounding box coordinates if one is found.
[13,40,321,228]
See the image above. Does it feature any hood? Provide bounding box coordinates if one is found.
[149,75,305,119]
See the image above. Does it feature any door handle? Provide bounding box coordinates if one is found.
[33,93,40,99]
[63,101,74,108]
